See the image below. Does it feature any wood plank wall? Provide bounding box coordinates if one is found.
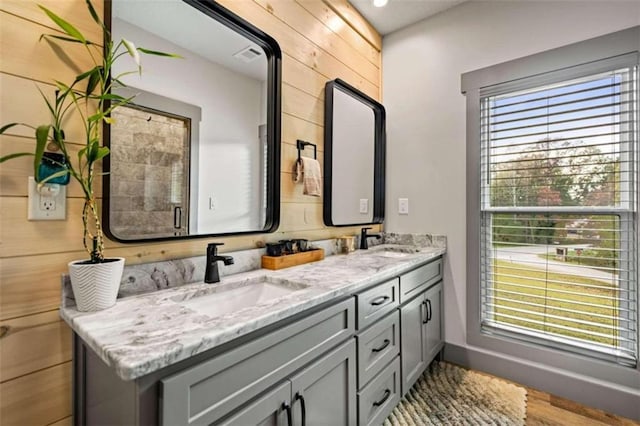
[0,1,382,424]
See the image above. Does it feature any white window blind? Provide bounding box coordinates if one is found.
[480,60,638,366]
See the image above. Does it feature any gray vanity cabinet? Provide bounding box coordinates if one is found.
[73,254,446,426]
[400,281,444,394]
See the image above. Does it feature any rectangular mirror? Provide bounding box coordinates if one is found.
[103,0,281,242]
[323,79,385,226]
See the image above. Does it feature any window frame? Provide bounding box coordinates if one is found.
[463,26,640,389]
[479,59,637,365]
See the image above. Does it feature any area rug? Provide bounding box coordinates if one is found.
[385,362,527,425]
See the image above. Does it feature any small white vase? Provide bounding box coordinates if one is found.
[68,257,125,312]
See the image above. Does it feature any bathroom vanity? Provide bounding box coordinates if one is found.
[62,244,445,425]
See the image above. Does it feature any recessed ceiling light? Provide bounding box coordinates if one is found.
[373,0,388,7]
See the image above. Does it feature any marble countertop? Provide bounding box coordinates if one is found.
[60,244,445,381]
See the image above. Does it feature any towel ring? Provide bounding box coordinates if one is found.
[296,139,317,160]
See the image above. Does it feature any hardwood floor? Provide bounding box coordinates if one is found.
[524,386,639,426]
[464,365,638,425]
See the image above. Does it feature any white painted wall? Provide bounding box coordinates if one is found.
[383,1,640,347]
[113,20,265,234]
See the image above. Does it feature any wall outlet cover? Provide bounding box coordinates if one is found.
[28,176,66,220]
[359,198,369,214]
[398,198,409,215]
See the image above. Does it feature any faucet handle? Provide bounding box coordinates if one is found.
[207,242,224,255]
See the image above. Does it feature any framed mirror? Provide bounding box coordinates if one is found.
[323,79,385,226]
[103,0,281,242]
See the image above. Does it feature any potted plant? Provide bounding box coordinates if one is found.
[0,1,177,311]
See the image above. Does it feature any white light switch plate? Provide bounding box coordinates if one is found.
[28,176,66,220]
[359,198,369,214]
[398,198,409,215]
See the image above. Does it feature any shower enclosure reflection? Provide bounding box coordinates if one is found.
[110,105,191,238]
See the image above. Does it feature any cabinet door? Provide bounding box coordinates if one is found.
[400,294,427,394]
[424,282,443,363]
[219,381,292,426]
[290,339,357,426]
[160,299,355,426]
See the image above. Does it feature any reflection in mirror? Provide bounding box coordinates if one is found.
[324,79,385,226]
[104,0,281,242]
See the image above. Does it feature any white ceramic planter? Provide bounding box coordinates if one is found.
[68,257,125,312]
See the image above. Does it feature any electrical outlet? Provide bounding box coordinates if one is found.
[28,177,66,220]
[398,198,409,215]
[40,196,56,211]
[359,198,369,214]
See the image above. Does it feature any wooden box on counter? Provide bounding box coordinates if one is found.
[261,249,325,270]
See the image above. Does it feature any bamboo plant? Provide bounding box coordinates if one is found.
[0,0,178,263]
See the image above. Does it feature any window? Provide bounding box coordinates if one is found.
[479,59,638,366]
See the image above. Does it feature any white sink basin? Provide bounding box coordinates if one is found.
[178,276,308,317]
[367,245,419,258]
[372,251,411,258]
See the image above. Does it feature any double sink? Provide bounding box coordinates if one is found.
[176,245,418,317]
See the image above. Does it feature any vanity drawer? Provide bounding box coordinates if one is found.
[356,278,399,330]
[399,258,442,303]
[357,310,400,389]
[357,356,401,426]
[160,298,355,426]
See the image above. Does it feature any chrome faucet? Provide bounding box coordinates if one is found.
[204,243,234,283]
[360,227,382,250]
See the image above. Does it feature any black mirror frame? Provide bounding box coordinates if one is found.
[323,78,385,227]
[102,0,281,243]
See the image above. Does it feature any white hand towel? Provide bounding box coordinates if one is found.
[293,157,322,197]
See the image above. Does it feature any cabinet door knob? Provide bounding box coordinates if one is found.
[370,295,390,306]
[371,339,391,353]
[373,389,391,407]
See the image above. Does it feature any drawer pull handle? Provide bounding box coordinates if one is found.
[426,299,432,322]
[370,295,390,306]
[372,339,391,353]
[422,300,429,324]
[373,389,391,407]
[295,392,306,426]
[281,402,293,426]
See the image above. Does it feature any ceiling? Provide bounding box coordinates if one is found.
[349,0,468,36]
[112,0,267,81]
